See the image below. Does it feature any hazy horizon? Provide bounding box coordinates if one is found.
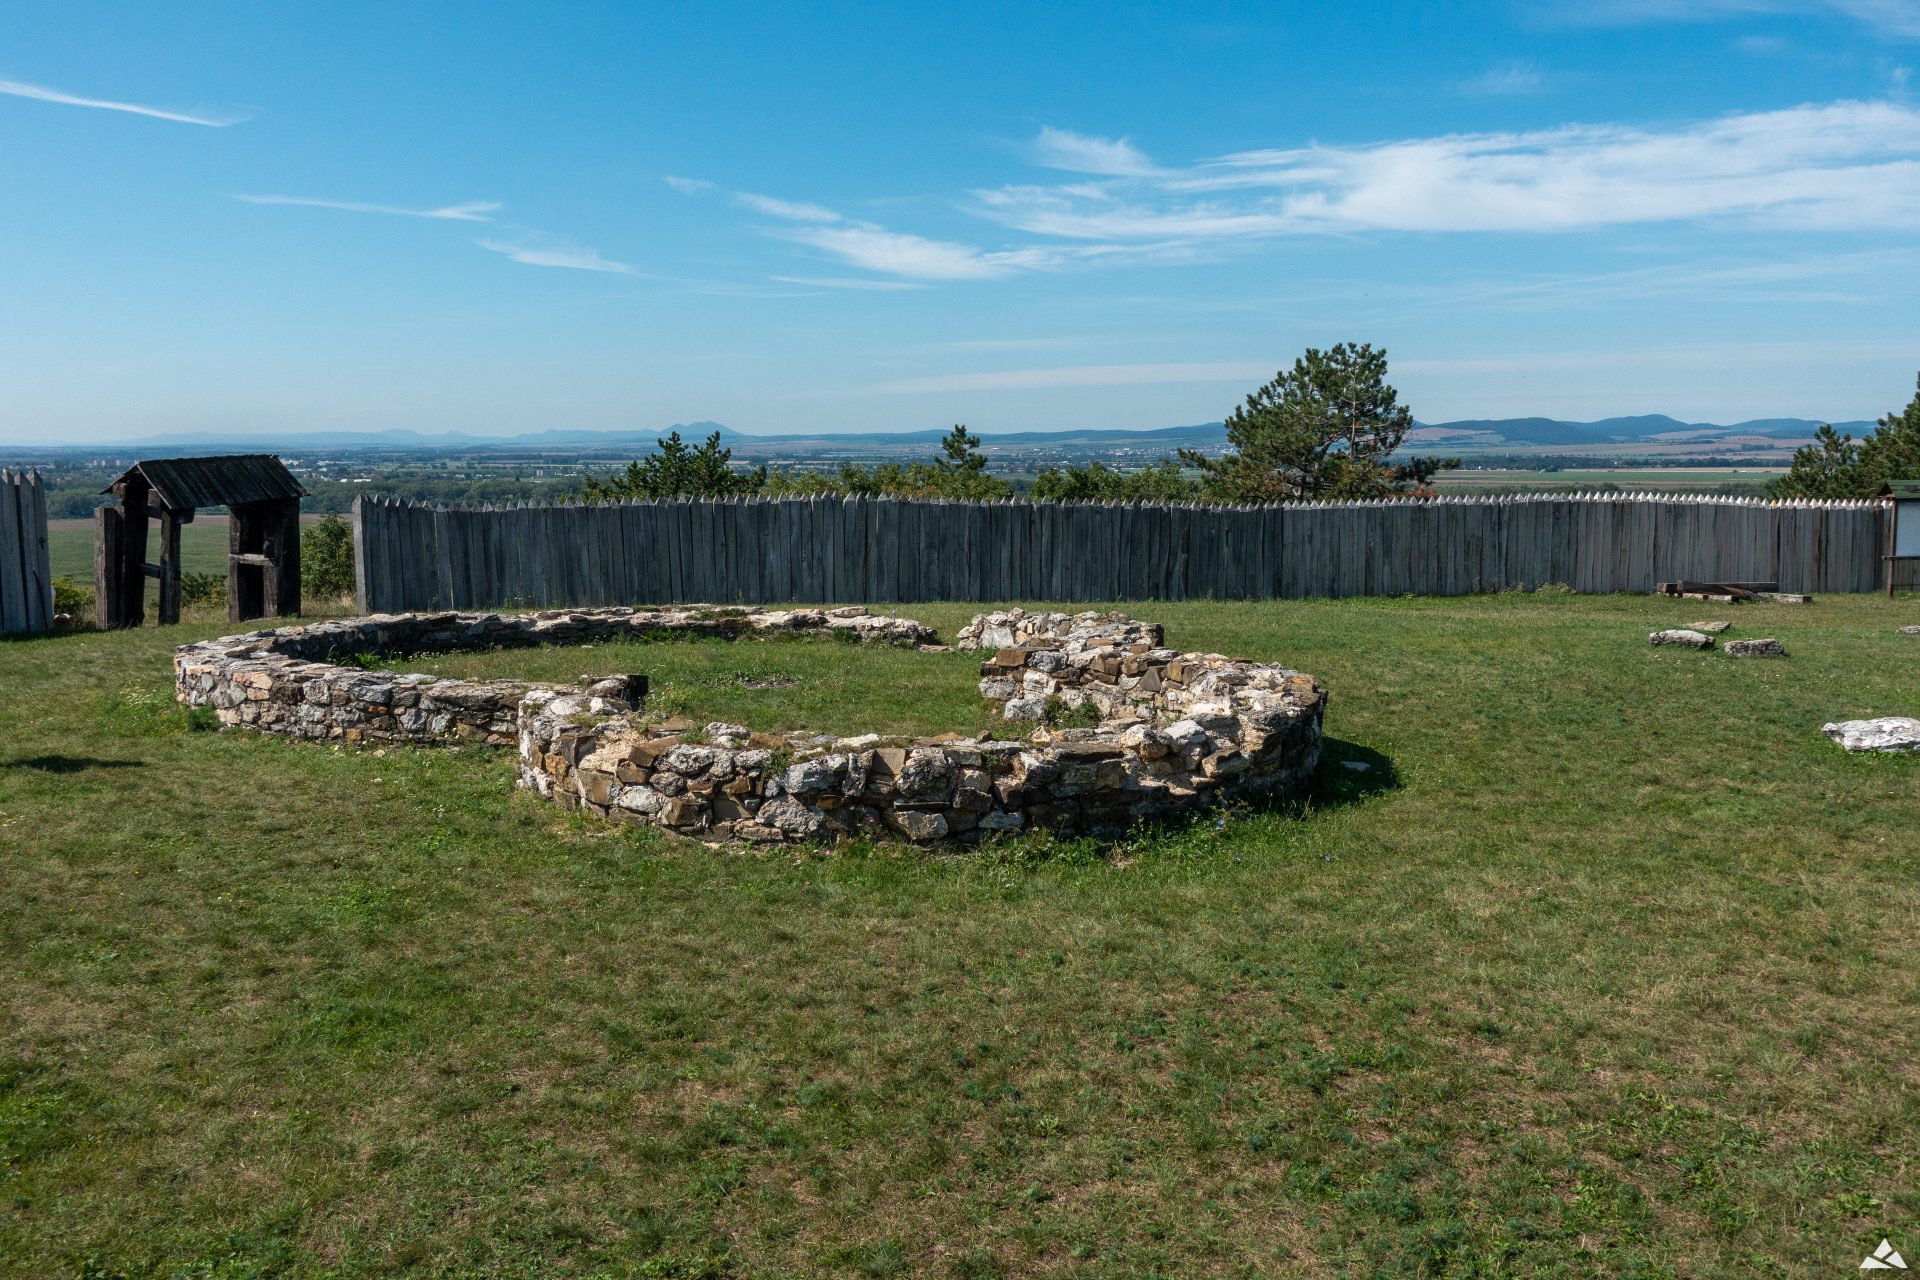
[3,409,1893,454]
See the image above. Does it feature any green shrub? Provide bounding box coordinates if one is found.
[303,513,356,599]
[1042,695,1102,728]
[51,575,92,620]
[180,571,227,608]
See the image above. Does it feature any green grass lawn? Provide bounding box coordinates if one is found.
[48,517,238,582]
[3,593,1918,1278]
[404,632,1000,740]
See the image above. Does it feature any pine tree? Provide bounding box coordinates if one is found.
[1180,343,1451,501]
[1769,374,1920,499]
[579,431,767,501]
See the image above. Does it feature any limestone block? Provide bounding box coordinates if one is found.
[1650,629,1714,649]
[1822,717,1920,752]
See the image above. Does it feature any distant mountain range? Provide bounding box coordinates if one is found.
[51,413,1877,455]
[1406,414,1873,447]
[83,421,1233,452]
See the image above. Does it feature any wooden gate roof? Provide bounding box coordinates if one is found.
[102,455,307,511]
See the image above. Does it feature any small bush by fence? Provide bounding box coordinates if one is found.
[352,492,1890,614]
[1,469,53,635]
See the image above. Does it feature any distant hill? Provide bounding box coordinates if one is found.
[1417,418,1602,445]
[82,421,1235,455]
[55,414,1879,456]
[727,423,1231,451]
[1410,415,1873,448]
[102,422,740,452]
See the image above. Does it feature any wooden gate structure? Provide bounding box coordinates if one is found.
[96,455,306,627]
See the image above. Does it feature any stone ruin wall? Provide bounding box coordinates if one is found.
[519,608,1326,844]
[174,606,933,747]
[175,604,1326,845]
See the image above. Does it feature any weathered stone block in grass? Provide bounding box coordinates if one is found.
[1650,628,1715,649]
[1823,716,1920,752]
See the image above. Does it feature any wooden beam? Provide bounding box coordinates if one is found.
[93,505,126,629]
[156,508,182,625]
[280,498,303,617]
[270,498,300,616]
[119,484,148,627]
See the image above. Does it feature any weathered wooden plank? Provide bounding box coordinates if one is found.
[430,507,454,610]
[18,478,34,623]
[361,500,384,612]
[387,501,413,612]
[0,475,25,634]
[25,473,52,631]
[155,510,183,624]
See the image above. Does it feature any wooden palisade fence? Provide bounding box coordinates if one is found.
[0,469,54,636]
[352,492,1890,614]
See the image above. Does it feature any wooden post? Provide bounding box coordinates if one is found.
[118,483,149,627]
[93,504,126,629]
[156,508,183,624]
[352,495,370,613]
[260,497,300,617]
[0,472,24,635]
[1888,500,1897,598]
[19,470,50,633]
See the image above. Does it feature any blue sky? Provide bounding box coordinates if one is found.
[2,0,1918,443]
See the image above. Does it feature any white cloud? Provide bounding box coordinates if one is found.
[779,222,1062,281]
[972,184,1295,239]
[668,177,1069,281]
[476,237,635,273]
[1459,63,1546,95]
[677,101,1920,289]
[971,100,1920,237]
[236,194,499,221]
[1028,126,1161,176]
[241,193,632,278]
[865,361,1268,393]
[0,75,247,126]
[663,175,716,194]
[734,192,842,222]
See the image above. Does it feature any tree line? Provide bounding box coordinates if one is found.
[581,343,1459,505]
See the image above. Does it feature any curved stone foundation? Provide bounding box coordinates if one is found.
[174,606,933,746]
[519,608,1325,844]
[176,604,1325,845]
